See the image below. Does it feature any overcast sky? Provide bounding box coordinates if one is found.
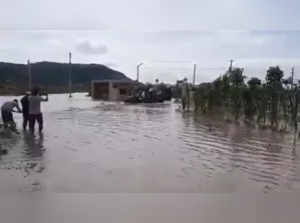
[1,0,300,83]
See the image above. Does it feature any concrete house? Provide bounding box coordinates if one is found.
[91,79,135,101]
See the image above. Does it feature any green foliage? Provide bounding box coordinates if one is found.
[256,84,268,125]
[266,66,284,84]
[0,62,129,90]
[265,66,284,128]
[194,83,212,113]
[228,68,246,120]
[229,68,246,87]
[247,77,261,89]
[193,65,300,132]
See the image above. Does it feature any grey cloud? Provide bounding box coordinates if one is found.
[76,40,108,55]
[2,0,300,31]
[2,29,300,84]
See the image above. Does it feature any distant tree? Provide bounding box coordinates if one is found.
[266,66,284,128]
[192,65,300,134]
[221,74,231,108]
[266,66,284,84]
[228,68,246,120]
[282,77,293,87]
[247,77,261,89]
[242,77,261,122]
[229,68,246,87]
[256,84,268,125]
[211,77,224,108]
[194,83,212,113]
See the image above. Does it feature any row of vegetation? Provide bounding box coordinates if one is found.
[192,66,299,132]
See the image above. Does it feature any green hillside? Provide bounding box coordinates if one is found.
[0,61,131,94]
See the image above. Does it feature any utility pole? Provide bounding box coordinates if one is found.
[291,66,298,146]
[68,52,72,98]
[137,63,143,82]
[229,59,234,72]
[27,59,32,91]
[192,64,197,86]
[291,66,295,88]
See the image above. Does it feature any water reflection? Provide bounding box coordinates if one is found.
[23,132,45,158]
[1,94,300,193]
[179,111,300,191]
[0,130,19,151]
[0,131,45,177]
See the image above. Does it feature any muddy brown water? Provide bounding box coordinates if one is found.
[0,93,300,193]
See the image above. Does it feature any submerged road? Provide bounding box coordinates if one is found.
[1,93,300,222]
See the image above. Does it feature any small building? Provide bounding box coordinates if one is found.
[91,79,135,101]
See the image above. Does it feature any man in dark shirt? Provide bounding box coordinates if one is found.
[1,99,22,130]
[21,91,30,130]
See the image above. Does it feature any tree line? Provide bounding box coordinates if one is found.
[193,66,300,132]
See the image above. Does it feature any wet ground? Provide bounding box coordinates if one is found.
[1,93,300,222]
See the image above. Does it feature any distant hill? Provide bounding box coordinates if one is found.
[0,61,131,94]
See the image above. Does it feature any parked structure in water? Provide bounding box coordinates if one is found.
[91,80,134,101]
[125,82,172,103]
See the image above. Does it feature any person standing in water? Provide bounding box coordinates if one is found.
[29,87,48,134]
[21,91,30,130]
[1,99,22,130]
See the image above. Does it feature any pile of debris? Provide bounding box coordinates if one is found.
[125,83,172,103]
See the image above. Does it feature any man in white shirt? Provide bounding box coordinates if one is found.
[28,87,49,134]
[1,99,22,129]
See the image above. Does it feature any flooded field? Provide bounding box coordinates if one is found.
[1,93,300,193]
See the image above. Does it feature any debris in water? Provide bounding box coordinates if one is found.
[0,148,8,155]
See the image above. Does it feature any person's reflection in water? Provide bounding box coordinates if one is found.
[22,132,46,177]
[23,132,45,159]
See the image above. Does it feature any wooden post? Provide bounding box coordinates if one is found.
[68,52,72,98]
[27,59,31,91]
[193,64,197,86]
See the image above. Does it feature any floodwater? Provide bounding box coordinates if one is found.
[1,93,300,222]
[1,93,300,193]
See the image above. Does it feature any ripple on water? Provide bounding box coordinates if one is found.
[178,117,300,190]
[1,94,300,192]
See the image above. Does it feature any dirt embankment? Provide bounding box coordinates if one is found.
[0,84,24,95]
